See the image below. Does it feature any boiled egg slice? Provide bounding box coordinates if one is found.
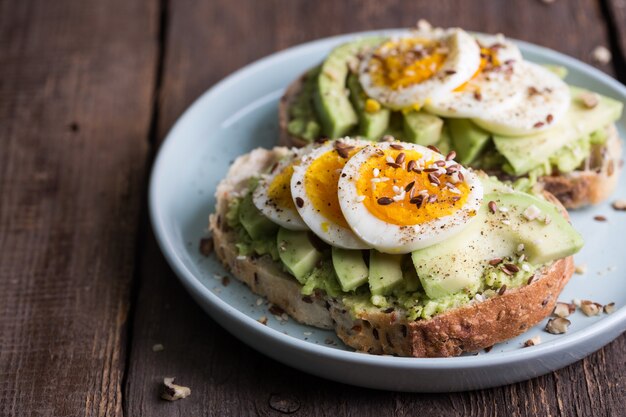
[291,139,370,249]
[471,61,570,136]
[252,149,309,231]
[338,141,483,254]
[425,34,525,118]
[358,28,481,110]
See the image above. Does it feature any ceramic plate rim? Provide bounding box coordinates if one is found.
[149,29,626,369]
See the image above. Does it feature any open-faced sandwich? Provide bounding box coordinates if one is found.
[279,23,623,208]
[209,138,583,357]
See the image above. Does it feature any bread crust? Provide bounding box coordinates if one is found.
[278,71,623,209]
[209,147,576,357]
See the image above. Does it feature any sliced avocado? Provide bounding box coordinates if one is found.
[543,64,568,79]
[493,87,623,175]
[314,37,385,138]
[402,111,443,145]
[434,125,452,155]
[239,192,279,239]
[331,247,369,291]
[277,228,324,284]
[412,190,583,299]
[287,66,322,142]
[490,192,583,264]
[368,250,404,296]
[411,200,511,299]
[347,73,390,140]
[448,118,492,165]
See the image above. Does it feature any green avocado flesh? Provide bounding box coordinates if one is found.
[225,176,582,320]
[493,87,623,175]
[448,118,491,165]
[402,111,443,145]
[287,66,322,142]
[347,73,390,140]
[314,37,385,138]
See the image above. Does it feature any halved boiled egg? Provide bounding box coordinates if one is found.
[425,34,525,118]
[471,61,570,136]
[358,28,480,110]
[253,149,308,231]
[291,139,370,249]
[338,141,483,254]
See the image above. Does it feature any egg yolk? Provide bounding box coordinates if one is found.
[304,147,361,228]
[369,38,447,90]
[454,46,502,92]
[357,149,469,226]
[267,164,296,211]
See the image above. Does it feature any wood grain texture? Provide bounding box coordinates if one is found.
[606,0,626,82]
[124,1,626,416]
[0,0,157,416]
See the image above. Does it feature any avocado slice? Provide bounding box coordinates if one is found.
[493,87,623,175]
[490,193,583,264]
[412,190,583,299]
[277,228,324,284]
[331,247,369,291]
[402,111,443,145]
[239,192,279,240]
[287,66,322,142]
[448,118,492,165]
[347,73,390,140]
[368,250,404,296]
[314,37,385,138]
[543,64,568,79]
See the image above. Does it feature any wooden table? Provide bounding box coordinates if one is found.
[1,0,625,415]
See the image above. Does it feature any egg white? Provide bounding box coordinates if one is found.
[425,34,525,118]
[290,139,370,250]
[471,61,571,136]
[252,150,309,231]
[358,28,481,110]
[337,142,483,254]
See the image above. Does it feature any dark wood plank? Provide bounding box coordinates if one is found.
[126,0,625,416]
[605,0,626,82]
[0,0,157,416]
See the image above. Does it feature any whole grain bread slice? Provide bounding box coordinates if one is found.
[278,72,623,209]
[209,147,576,357]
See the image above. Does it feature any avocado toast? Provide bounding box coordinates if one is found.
[278,25,624,209]
[209,138,582,357]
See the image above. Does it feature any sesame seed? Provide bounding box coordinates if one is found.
[385,156,395,163]
[523,204,541,221]
[502,219,511,225]
[377,197,393,205]
[521,263,531,272]
[373,168,380,177]
[392,185,401,194]
[498,206,509,213]
[517,243,525,252]
[356,195,366,202]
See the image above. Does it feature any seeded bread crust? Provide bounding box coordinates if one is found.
[278,72,623,209]
[209,147,575,357]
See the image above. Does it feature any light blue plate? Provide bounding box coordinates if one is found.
[149,30,626,392]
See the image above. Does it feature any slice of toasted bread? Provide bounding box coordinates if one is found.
[209,147,576,357]
[278,72,623,209]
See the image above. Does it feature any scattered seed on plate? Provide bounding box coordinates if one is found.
[593,215,607,222]
[612,199,626,211]
[603,302,616,314]
[553,302,575,318]
[592,45,612,65]
[580,300,602,316]
[523,336,541,347]
[575,264,588,274]
[545,317,570,334]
